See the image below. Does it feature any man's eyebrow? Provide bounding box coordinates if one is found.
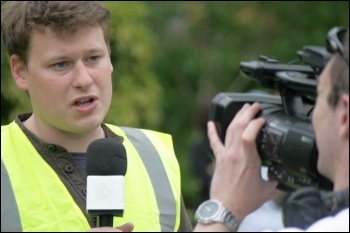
[47,54,69,62]
[85,47,105,54]
[47,48,105,61]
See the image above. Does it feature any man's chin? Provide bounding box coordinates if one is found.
[71,117,104,131]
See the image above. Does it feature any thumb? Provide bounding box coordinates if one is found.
[117,222,134,232]
[263,180,279,200]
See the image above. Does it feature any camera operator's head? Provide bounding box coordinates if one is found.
[312,28,349,191]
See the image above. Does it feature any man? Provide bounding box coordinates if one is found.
[194,28,349,232]
[1,2,192,232]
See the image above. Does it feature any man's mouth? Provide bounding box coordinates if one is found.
[74,97,94,107]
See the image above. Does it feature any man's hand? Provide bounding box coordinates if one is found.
[208,103,278,222]
[88,222,134,232]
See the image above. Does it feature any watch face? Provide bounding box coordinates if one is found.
[196,200,239,231]
[197,201,220,219]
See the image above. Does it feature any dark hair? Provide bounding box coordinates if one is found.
[1,1,111,66]
[328,29,349,108]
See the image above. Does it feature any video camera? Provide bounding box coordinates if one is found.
[209,46,334,192]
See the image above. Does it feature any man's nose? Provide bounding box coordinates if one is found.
[72,61,93,89]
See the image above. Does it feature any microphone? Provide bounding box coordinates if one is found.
[85,138,127,227]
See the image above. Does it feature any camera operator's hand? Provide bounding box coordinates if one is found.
[208,102,278,222]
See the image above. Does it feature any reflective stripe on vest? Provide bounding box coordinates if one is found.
[107,125,181,232]
[1,122,181,232]
[1,159,22,232]
[119,127,177,232]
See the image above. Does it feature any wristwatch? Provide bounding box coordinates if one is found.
[195,199,239,232]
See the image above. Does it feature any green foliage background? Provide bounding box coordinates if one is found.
[1,1,349,222]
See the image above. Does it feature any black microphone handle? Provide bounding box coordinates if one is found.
[97,215,114,227]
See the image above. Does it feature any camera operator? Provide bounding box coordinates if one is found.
[193,28,349,232]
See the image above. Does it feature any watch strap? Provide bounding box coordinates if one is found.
[196,199,239,231]
[220,207,237,231]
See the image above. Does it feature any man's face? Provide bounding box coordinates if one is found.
[16,26,113,134]
[312,57,339,180]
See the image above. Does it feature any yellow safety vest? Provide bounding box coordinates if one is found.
[1,121,181,232]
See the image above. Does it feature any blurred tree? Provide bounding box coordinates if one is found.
[103,2,163,128]
[145,0,349,216]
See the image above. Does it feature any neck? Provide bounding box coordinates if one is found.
[333,143,349,192]
[23,114,105,152]
[333,169,349,192]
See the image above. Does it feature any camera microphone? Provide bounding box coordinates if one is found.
[86,138,127,227]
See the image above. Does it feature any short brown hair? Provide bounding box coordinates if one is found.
[328,29,349,108]
[1,1,111,66]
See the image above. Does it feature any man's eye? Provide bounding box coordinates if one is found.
[89,56,100,62]
[54,62,67,68]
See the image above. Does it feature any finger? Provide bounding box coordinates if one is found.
[225,103,261,147]
[224,103,251,145]
[242,117,265,148]
[88,227,119,232]
[240,102,261,123]
[207,121,224,159]
[117,222,134,232]
[241,117,265,160]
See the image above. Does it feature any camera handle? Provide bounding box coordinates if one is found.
[279,87,306,119]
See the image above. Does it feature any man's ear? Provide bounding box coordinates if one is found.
[10,54,28,91]
[110,62,114,74]
[339,93,349,138]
